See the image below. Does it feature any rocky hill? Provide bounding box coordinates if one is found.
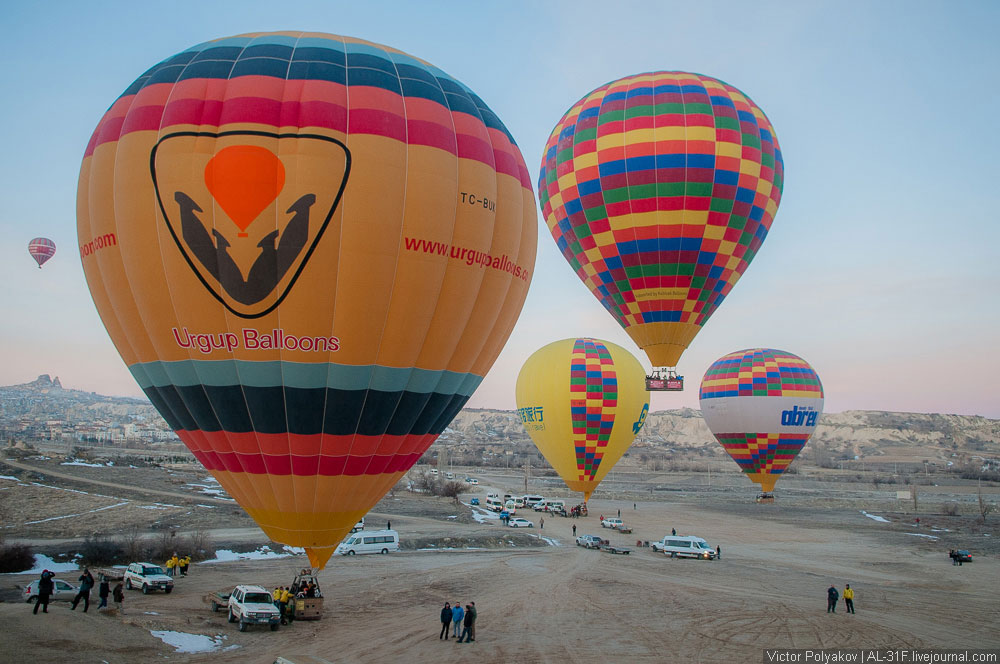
[0,374,159,423]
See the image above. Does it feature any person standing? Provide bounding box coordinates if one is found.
[387,520,391,530]
[671,528,676,536]
[97,574,110,609]
[33,570,54,614]
[439,602,452,639]
[572,524,577,537]
[180,555,190,576]
[165,556,175,577]
[451,601,464,638]
[72,568,95,612]
[843,585,855,614]
[456,604,473,643]
[827,584,839,613]
[716,545,721,560]
[112,581,125,615]
[469,601,477,642]
[539,517,544,529]
[617,508,621,518]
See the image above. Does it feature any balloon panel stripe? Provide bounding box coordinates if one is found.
[699,348,823,399]
[716,433,809,475]
[129,359,481,395]
[569,339,617,481]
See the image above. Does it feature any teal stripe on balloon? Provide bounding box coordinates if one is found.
[129,360,483,396]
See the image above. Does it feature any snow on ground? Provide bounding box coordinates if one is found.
[467,504,499,524]
[61,460,109,468]
[906,532,940,540]
[149,631,238,654]
[185,483,234,501]
[860,511,890,523]
[199,545,304,564]
[0,475,21,481]
[528,533,561,547]
[22,501,130,525]
[2,553,81,575]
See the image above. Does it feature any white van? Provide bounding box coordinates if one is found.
[351,517,365,532]
[522,495,544,507]
[504,499,517,514]
[335,529,400,556]
[513,497,526,509]
[533,499,564,512]
[651,535,716,559]
[485,496,504,512]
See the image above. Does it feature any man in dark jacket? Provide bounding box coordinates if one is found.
[72,568,95,612]
[112,581,125,615]
[456,604,474,643]
[33,570,54,614]
[468,601,477,642]
[439,602,451,639]
[97,574,111,609]
[827,584,839,613]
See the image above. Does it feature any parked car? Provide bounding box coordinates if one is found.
[226,584,281,632]
[23,577,78,603]
[575,534,605,549]
[124,562,174,594]
[601,518,624,529]
[508,517,534,528]
[651,535,716,559]
[465,478,479,485]
[954,550,973,563]
[470,497,480,505]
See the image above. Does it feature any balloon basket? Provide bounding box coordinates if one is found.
[755,493,775,504]
[646,369,684,391]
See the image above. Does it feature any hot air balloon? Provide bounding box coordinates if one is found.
[515,338,649,501]
[699,349,823,498]
[77,32,537,568]
[538,73,784,390]
[28,237,56,268]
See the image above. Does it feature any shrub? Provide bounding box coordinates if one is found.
[942,502,960,516]
[79,535,124,566]
[0,544,35,573]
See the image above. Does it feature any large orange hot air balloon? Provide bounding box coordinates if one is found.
[77,32,536,568]
[539,72,783,380]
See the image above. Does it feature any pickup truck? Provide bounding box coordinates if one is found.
[576,534,606,549]
[225,585,281,631]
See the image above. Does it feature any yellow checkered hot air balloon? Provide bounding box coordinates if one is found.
[515,339,649,501]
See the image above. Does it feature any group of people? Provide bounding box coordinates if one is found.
[165,553,192,577]
[439,600,477,643]
[31,568,125,615]
[826,584,855,614]
[272,578,321,624]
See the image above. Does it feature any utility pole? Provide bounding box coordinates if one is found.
[524,457,530,493]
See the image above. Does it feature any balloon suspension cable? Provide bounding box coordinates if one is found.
[645,367,684,392]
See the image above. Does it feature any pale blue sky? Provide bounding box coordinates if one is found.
[1,1,998,416]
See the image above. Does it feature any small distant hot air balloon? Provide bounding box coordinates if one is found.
[515,338,649,501]
[539,73,784,390]
[28,237,56,268]
[699,349,824,499]
[77,32,537,568]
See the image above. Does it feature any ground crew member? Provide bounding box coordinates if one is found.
[843,584,855,614]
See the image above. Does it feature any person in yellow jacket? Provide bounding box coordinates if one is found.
[165,557,175,577]
[181,555,191,576]
[169,553,180,577]
[843,584,855,614]
[280,587,293,624]
[272,586,282,608]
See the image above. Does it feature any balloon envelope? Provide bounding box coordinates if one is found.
[77,32,536,568]
[515,338,649,501]
[28,237,56,268]
[538,72,783,368]
[699,349,823,493]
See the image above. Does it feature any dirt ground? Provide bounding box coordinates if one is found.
[2,461,999,663]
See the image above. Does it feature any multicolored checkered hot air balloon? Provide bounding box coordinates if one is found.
[539,72,783,373]
[77,32,537,568]
[699,349,824,495]
[28,237,56,268]
[515,338,649,501]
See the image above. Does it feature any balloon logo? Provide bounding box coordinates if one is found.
[699,349,823,495]
[77,32,537,568]
[539,72,784,370]
[28,237,56,268]
[516,338,648,500]
[204,145,287,237]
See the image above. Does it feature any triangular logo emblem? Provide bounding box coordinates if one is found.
[151,131,350,318]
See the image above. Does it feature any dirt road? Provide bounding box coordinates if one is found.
[5,497,997,663]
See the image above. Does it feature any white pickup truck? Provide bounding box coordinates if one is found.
[226,585,281,631]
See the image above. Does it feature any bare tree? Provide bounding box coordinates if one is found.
[979,481,996,523]
[439,481,466,505]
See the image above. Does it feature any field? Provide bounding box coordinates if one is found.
[2,454,999,663]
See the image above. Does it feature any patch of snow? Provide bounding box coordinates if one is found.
[195,504,217,508]
[145,611,160,615]
[467,504,499,523]
[61,460,107,468]
[906,532,939,540]
[2,553,80,575]
[446,515,457,519]
[860,511,890,523]
[149,631,237,654]
[416,547,485,552]
[0,475,20,482]
[23,501,130,525]
[931,528,951,533]
[528,534,561,547]
[199,545,303,564]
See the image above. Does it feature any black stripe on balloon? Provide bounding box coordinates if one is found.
[141,385,470,437]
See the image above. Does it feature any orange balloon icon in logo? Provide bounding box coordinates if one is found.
[77,32,537,568]
[515,338,649,501]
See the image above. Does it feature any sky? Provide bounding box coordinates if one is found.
[1,0,998,417]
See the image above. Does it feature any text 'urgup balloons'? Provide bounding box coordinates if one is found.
[516,338,649,501]
[539,73,783,370]
[699,349,824,494]
[77,32,537,569]
[29,237,56,268]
